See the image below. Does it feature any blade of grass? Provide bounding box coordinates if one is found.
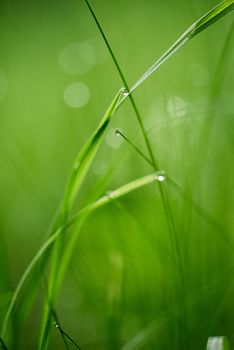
[118,0,234,102]
[38,88,124,349]
[117,129,233,249]
[0,172,159,340]
[120,271,234,350]
[51,308,81,350]
[0,337,8,350]
[83,0,158,171]
[84,0,182,305]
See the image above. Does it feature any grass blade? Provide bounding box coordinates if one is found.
[84,0,160,170]
[0,172,158,341]
[38,88,124,349]
[0,337,8,350]
[118,0,234,101]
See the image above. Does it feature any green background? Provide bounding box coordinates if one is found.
[0,0,233,349]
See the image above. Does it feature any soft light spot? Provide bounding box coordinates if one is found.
[105,128,123,149]
[109,251,124,269]
[89,37,109,64]
[189,64,210,87]
[167,96,187,118]
[58,41,96,75]
[156,170,166,182]
[63,82,90,108]
[93,160,107,176]
[0,70,8,103]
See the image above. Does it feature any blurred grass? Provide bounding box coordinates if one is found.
[0,0,234,349]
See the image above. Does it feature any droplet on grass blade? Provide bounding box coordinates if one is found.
[156,170,166,182]
[115,129,121,136]
[206,336,230,350]
[105,128,123,148]
[121,88,129,97]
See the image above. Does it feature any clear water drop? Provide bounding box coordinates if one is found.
[121,88,129,96]
[115,130,121,136]
[156,170,166,182]
[106,191,113,199]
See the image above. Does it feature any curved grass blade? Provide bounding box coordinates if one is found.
[53,172,161,295]
[0,173,158,340]
[38,88,124,349]
[84,0,181,264]
[207,336,230,350]
[59,88,125,215]
[118,0,234,103]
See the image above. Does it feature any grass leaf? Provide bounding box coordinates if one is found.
[38,88,124,349]
[0,172,158,341]
[118,0,234,100]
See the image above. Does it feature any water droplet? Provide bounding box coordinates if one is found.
[106,191,113,199]
[105,128,123,149]
[115,130,121,136]
[121,88,129,97]
[156,170,166,182]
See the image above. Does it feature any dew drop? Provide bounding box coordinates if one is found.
[106,128,123,148]
[156,170,166,182]
[115,130,121,136]
[106,191,113,199]
[121,88,129,97]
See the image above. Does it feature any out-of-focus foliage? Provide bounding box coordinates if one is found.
[0,0,233,349]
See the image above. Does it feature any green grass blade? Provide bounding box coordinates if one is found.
[38,88,124,349]
[190,0,234,37]
[207,336,230,350]
[80,173,158,214]
[0,337,8,350]
[60,88,125,214]
[84,0,160,170]
[0,228,63,339]
[0,173,158,340]
[118,0,234,101]
[83,0,180,272]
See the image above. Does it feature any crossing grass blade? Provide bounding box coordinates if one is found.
[118,0,234,101]
[0,89,122,345]
[38,88,124,349]
[0,172,158,341]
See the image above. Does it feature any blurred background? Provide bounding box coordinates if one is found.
[0,0,233,349]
